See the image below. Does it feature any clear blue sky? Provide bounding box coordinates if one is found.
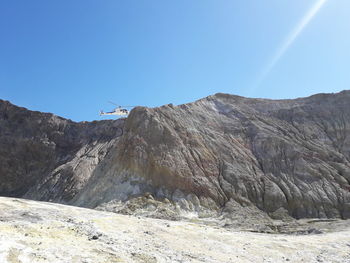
[1,0,349,121]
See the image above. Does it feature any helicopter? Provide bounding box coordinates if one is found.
[99,101,136,117]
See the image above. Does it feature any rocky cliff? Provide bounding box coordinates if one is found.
[0,100,124,202]
[1,91,350,220]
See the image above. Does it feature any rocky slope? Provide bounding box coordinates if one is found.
[0,99,124,202]
[1,197,350,263]
[1,91,350,221]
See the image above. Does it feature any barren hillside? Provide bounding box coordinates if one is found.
[1,91,350,222]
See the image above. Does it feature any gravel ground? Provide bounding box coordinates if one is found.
[0,197,350,263]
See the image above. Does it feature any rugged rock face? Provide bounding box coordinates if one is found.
[1,91,350,220]
[0,99,124,202]
[73,91,350,219]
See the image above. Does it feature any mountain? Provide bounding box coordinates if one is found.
[1,91,350,222]
[0,100,124,201]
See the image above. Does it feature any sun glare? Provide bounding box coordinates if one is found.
[251,0,328,93]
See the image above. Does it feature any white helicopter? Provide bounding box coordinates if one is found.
[99,101,135,117]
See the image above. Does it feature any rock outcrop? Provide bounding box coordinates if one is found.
[0,99,124,202]
[1,91,350,220]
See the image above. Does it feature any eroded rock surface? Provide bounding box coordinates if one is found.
[74,91,350,220]
[1,91,350,221]
[0,99,124,203]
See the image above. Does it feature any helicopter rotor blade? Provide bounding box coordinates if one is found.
[108,102,137,108]
[108,101,137,108]
[108,101,119,106]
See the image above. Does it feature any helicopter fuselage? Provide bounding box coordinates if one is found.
[100,108,129,116]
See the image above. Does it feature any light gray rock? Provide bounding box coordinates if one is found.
[1,90,350,221]
[1,197,350,263]
[84,91,350,219]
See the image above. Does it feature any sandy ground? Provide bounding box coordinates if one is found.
[0,197,349,263]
